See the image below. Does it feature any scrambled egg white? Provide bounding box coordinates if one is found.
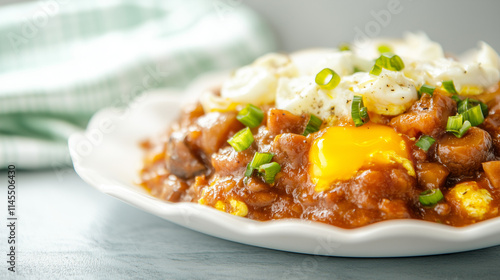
[201,32,500,124]
[219,53,297,104]
[355,32,500,94]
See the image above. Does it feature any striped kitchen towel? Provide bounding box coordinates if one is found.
[0,0,277,169]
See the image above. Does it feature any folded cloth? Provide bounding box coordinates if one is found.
[0,0,277,169]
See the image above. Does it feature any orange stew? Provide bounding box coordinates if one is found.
[139,87,500,229]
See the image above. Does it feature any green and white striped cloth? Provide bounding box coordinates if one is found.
[0,0,277,169]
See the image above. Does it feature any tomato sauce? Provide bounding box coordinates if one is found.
[139,90,500,229]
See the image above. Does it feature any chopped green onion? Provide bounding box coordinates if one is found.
[451,95,461,103]
[446,115,463,131]
[237,104,264,128]
[249,152,274,168]
[351,95,369,127]
[258,162,281,184]
[456,99,486,127]
[381,53,405,71]
[370,52,405,76]
[451,94,462,103]
[245,152,274,177]
[480,102,488,116]
[418,84,435,98]
[458,121,472,137]
[463,104,485,126]
[479,101,489,117]
[369,64,382,76]
[442,80,457,94]
[446,114,471,138]
[353,66,363,73]
[315,68,341,90]
[377,44,392,53]
[457,98,470,114]
[457,98,488,117]
[244,163,254,177]
[415,135,436,152]
[360,107,369,119]
[339,43,350,51]
[303,114,322,136]
[419,189,444,206]
[227,127,254,152]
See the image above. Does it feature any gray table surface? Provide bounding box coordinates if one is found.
[1,169,499,279]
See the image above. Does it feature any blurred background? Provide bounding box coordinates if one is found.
[247,0,500,53]
[2,1,500,278]
[1,0,499,170]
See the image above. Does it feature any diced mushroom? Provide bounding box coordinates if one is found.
[245,177,271,193]
[150,175,189,202]
[417,162,450,189]
[211,146,253,176]
[379,199,411,219]
[346,168,417,210]
[166,132,206,179]
[187,111,244,156]
[482,161,500,189]
[390,93,456,138]
[179,102,205,127]
[481,99,500,156]
[271,133,309,170]
[267,109,308,136]
[246,192,278,208]
[436,127,495,176]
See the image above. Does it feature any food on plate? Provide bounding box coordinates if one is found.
[139,33,500,228]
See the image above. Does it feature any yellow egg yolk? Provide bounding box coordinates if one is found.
[309,123,413,192]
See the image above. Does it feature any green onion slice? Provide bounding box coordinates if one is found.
[419,84,435,98]
[360,107,369,119]
[451,95,462,104]
[458,121,472,137]
[245,152,274,177]
[451,95,461,103]
[303,114,322,136]
[415,135,436,152]
[446,115,463,132]
[479,101,489,117]
[457,98,470,114]
[370,52,405,76]
[377,44,393,53]
[442,80,457,94]
[457,98,488,117]
[315,68,341,90]
[227,127,254,152]
[244,163,254,177]
[258,162,281,184]
[237,104,264,128]
[351,95,369,127]
[446,114,471,138]
[463,104,485,127]
[419,189,444,206]
[369,64,382,76]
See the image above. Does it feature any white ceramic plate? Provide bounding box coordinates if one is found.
[69,73,500,257]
